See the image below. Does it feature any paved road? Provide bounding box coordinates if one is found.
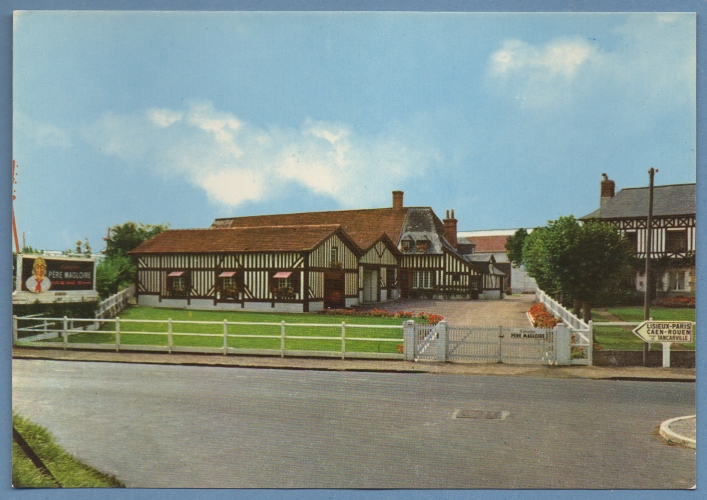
[359,295,535,326]
[12,359,695,488]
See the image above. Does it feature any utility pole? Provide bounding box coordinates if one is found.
[12,160,20,253]
[643,167,656,366]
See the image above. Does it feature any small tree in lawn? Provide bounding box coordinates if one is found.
[522,216,633,322]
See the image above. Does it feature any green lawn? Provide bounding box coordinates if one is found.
[46,306,407,354]
[592,306,695,351]
[12,413,124,488]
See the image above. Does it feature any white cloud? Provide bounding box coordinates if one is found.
[15,112,72,149]
[490,38,596,79]
[487,37,599,108]
[148,108,184,127]
[486,14,695,114]
[198,170,265,205]
[85,102,440,209]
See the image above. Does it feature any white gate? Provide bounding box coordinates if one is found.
[447,325,555,364]
[405,321,575,365]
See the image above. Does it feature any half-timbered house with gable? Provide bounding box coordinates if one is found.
[130,191,496,312]
[213,192,488,304]
[580,175,696,298]
[129,225,361,312]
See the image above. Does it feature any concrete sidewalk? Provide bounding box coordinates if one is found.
[11,346,696,381]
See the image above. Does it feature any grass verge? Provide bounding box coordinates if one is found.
[12,413,124,488]
[592,306,695,351]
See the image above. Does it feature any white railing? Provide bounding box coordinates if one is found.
[95,285,135,320]
[535,288,593,365]
[535,289,588,330]
[12,315,405,360]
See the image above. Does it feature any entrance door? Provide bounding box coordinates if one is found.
[398,270,409,299]
[362,269,378,303]
[324,271,345,309]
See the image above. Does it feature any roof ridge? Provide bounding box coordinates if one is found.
[214,224,341,230]
[619,182,696,191]
[213,206,409,221]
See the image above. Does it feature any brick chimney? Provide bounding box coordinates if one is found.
[392,190,404,210]
[443,209,458,248]
[600,173,615,208]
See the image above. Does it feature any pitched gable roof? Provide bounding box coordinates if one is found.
[212,207,410,250]
[129,225,356,254]
[460,235,510,253]
[581,183,696,220]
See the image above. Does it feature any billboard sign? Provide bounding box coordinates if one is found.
[14,254,99,304]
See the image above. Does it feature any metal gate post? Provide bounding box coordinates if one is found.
[403,320,415,361]
[555,325,571,365]
[436,321,448,362]
[588,320,594,366]
[498,326,503,363]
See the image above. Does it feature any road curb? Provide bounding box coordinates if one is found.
[12,347,696,381]
[659,415,696,448]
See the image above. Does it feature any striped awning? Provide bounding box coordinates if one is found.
[168,271,184,277]
[218,271,237,277]
[273,271,292,279]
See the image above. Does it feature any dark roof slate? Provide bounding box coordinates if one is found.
[581,183,696,220]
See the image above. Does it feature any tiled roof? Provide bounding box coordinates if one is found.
[213,207,409,250]
[461,235,510,253]
[129,225,350,254]
[581,183,696,219]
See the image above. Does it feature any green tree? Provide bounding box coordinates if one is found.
[97,222,168,299]
[105,222,169,258]
[505,228,529,267]
[522,216,633,322]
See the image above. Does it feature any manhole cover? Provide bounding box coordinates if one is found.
[453,409,509,420]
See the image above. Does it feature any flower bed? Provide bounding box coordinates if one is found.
[318,308,443,324]
[651,296,695,308]
[528,303,560,328]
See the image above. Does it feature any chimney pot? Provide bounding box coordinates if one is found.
[392,190,404,210]
[600,175,615,208]
[443,209,458,249]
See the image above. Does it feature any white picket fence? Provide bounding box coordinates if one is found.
[12,315,405,360]
[535,289,593,365]
[95,285,134,319]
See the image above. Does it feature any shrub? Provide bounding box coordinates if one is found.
[651,296,695,308]
[318,308,443,323]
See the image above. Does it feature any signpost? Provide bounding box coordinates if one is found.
[632,321,694,368]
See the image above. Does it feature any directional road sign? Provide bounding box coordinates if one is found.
[632,321,694,343]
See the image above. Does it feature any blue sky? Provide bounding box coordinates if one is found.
[12,11,696,252]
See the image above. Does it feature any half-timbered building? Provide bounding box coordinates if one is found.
[213,192,488,303]
[129,225,361,312]
[580,175,696,298]
[131,191,497,311]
